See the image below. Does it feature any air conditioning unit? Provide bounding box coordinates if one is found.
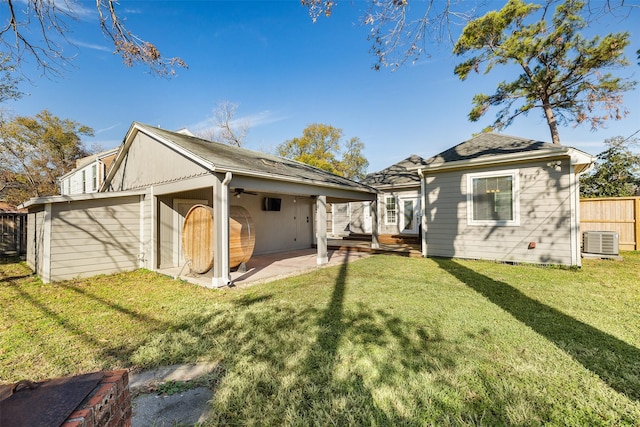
[582,231,619,255]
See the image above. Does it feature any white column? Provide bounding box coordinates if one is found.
[371,198,379,249]
[42,203,52,283]
[212,173,231,287]
[418,168,427,257]
[316,195,328,265]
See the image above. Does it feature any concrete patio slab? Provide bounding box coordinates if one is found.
[159,247,371,288]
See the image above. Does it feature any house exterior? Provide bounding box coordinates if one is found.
[20,122,378,284]
[351,154,426,237]
[352,133,594,266]
[58,148,119,195]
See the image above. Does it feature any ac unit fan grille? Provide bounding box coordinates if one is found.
[582,231,619,255]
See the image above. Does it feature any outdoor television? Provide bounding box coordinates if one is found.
[263,197,282,211]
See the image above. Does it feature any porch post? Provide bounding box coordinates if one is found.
[316,195,328,265]
[418,168,427,257]
[212,173,231,287]
[371,197,379,249]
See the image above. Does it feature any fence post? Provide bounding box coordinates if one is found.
[635,198,640,251]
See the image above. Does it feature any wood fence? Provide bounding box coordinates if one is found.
[580,197,640,251]
[0,213,27,256]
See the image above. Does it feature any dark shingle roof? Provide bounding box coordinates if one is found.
[362,133,579,187]
[135,123,376,193]
[423,132,560,167]
[361,154,426,187]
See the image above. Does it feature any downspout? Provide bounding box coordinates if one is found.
[417,168,427,257]
[219,171,233,286]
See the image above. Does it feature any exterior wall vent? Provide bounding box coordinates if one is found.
[582,231,619,255]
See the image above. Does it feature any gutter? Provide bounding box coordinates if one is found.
[408,147,574,173]
[18,189,147,210]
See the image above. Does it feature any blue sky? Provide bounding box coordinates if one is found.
[6,1,640,173]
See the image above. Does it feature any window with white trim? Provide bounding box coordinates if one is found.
[467,170,519,226]
[91,164,98,191]
[385,196,397,225]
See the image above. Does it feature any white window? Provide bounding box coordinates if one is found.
[82,170,86,193]
[385,196,397,225]
[467,170,520,226]
[91,164,98,191]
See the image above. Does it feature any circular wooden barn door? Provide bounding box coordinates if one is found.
[182,204,256,274]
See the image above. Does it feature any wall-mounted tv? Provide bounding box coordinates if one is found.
[263,197,282,211]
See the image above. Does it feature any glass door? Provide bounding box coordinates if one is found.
[400,197,419,234]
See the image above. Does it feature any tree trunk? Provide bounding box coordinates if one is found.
[542,103,561,144]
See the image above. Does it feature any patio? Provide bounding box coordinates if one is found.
[159,239,421,288]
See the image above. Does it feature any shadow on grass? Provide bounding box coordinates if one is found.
[434,258,640,400]
[294,250,393,424]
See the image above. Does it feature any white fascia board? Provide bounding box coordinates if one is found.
[370,182,421,192]
[408,148,573,173]
[567,147,595,166]
[19,189,146,209]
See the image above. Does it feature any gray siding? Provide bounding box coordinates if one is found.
[48,196,141,281]
[234,194,314,256]
[108,133,209,191]
[378,189,420,235]
[26,210,45,276]
[348,202,367,234]
[424,159,574,265]
[330,203,350,237]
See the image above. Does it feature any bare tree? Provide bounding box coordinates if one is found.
[1,0,186,78]
[196,101,249,147]
[301,0,639,70]
[213,101,249,147]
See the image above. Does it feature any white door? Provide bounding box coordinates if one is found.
[363,202,372,234]
[399,197,419,234]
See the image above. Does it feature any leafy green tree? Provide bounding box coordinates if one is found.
[277,123,369,181]
[0,110,94,205]
[580,136,640,198]
[453,0,636,144]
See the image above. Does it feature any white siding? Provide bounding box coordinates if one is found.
[61,162,100,195]
[47,196,141,281]
[424,159,574,265]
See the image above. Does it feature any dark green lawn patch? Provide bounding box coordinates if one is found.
[1,254,639,426]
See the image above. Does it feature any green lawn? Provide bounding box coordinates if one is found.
[1,253,639,426]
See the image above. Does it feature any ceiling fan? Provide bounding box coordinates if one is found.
[232,188,258,198]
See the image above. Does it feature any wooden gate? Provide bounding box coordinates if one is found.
[0,213,27,256]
